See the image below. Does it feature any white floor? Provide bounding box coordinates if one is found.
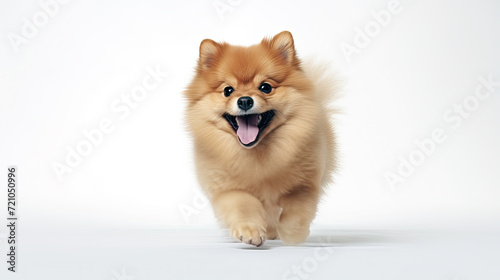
[1,227,499,280]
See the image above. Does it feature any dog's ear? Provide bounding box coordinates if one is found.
[199,39,221,69]
[270,31,296,64]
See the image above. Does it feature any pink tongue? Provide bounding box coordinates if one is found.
[236,115,259,145]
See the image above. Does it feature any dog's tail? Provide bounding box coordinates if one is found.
[301,58,343,116]
[301,58,342,187]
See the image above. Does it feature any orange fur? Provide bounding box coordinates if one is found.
[184,31,337,246]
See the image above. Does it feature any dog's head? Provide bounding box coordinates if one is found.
[185,31,315,150]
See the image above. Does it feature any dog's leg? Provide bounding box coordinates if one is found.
[277,188,319,244]
[211,190,267,247]
[263,202,282,240]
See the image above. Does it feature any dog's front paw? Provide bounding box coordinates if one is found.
[266,227,279,240]
[230,222,267,247]
[278,221,310,245]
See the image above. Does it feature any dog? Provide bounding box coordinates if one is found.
[184,31,337,246]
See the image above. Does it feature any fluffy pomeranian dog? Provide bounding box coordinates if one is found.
[185,31,337,246]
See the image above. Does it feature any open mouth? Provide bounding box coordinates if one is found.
[223,110,275,147]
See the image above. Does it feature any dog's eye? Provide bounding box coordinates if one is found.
[223,86,234,97]
[259,83,272,94]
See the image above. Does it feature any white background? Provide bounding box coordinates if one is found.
[1,0,499,231]
[0,0,500,278]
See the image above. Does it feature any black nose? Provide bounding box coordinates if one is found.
[237,96,254,111]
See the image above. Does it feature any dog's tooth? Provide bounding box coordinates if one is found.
[258,115,262,124]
